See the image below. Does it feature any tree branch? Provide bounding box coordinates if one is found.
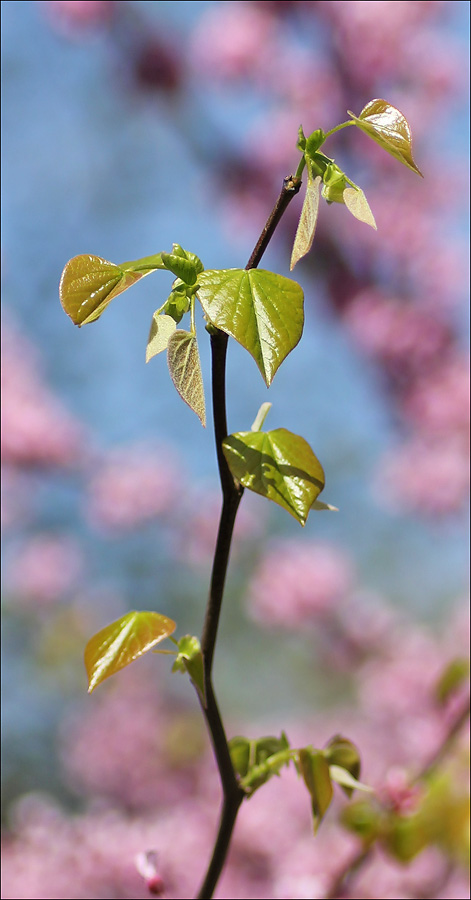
[196,174,302,899]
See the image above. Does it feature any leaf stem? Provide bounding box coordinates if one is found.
[196,175,303,899]
[323,120,355,139]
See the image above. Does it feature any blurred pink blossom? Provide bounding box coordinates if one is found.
[86,442,182,532]
[376,434,469,515]
[4,535,84,609]
[343,290,451,382]
[42,1,115,37]
[401,354,470,436]
[190,3,277,82]
[247,539,353,627]
[1,319,84,468]
[378,765,422,814]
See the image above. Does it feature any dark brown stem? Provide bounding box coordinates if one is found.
[196,175,302,900]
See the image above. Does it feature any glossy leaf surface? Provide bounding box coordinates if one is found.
[197,269,304,386]
[348,100,423,176]
[60,253,166,326]
[298,748,333,833]
[146,313,177,361]
[85,611,176,693]
[222,428,325,525]
[167,330,206,426]
[290,171,321,270]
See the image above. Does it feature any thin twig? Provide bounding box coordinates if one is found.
[196,175,302,900]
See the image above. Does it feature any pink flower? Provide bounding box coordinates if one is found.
[86,442,182,532]
[247,539,353,628]
[4,535,84,609]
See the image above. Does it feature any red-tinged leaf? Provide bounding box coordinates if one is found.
[85,611,176,693]
[348,100,423,176]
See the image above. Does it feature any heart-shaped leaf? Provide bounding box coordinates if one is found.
[298,748,333,833]
[60,253,166,326]
[290,171,321,270]
[84,610,176,693]
[348,100,423,176]
[343,186,377,229]
[167,330,206,426]
[197,269,304,386]
[222,428,325,525]
[324,735,361,798]
[146,313,177,361]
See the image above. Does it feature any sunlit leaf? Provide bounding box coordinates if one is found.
[222,428,325,526]
[343,187,377,229]
[290,171,321,270]
[311,499,338,511]
[298,748,333,833]
[167,330,206,426]
[84,611,176,693]
[146,313,177,361]
[329,765,373,795]
[348,100,423,176]
[197,269,304,386]
[60,253,165,326]
[171,634,205,703]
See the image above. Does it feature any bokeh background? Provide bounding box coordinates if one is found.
[1,2,469,899]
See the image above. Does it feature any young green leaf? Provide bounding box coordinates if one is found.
[324,735,361,795]
[146,313,177,361]
[298,748,333,833]
[222,428,325,526]
[329,765,373,795]
[347,99,423,176]
[171,635,205,704]
[311,499,338,511]
[164,283,191,323]
[290,170,321,270]
[169,244,204,275]
[229,736,252,778]
[84,610,176,693]
[343,187,377,229]
[161,252,198,286]
[167,330,206,426]
[197,269,304,386]
[60,253,166,326]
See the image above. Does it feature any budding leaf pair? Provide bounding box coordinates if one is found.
[291,99,422,270]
